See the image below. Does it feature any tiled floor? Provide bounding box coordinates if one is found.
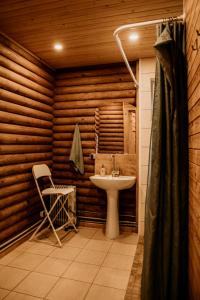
[0,227,138,300]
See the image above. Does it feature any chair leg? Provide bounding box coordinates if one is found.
[61,200,78,233]
[30,215,48,241]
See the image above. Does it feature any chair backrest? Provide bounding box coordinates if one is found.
[32,164,52,180]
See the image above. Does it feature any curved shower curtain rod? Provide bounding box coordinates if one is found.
[113,14,185,88]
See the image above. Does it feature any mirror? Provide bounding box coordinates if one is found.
[95,101,136,154]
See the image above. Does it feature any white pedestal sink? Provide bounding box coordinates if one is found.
[89,175,136,239]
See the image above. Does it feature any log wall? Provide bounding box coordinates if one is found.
[184,0,200,298]
[96,103,124,153]
[0,33,54,245]
[53,64,137,225]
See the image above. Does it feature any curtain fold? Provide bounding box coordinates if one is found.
[141,22,188,300]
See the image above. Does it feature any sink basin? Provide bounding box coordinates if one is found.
[89,175,136,191]
[89,175,136,239]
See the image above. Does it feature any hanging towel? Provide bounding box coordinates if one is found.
[69,124,84,175]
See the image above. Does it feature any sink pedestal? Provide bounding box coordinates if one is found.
[89,175,136,240]
[106,190,119,239]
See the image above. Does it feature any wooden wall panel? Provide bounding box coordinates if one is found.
[0,33,54,246]
[53,63,136,225]
[184,0,200,298]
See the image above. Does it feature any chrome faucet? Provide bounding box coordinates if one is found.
[111,154,120,177]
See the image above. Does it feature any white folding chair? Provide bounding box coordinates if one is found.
[30,163,78,247]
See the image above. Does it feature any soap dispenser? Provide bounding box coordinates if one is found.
[100,164,106,176]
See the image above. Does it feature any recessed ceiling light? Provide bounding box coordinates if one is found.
[129,33,139,41]
[54,42,63,51]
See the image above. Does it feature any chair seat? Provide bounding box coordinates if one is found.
[42,187,74,196]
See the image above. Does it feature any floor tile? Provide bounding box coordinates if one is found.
[0,288,9,299]
[75,249,107,266]
[115,233,138,245]
[15,242,33,253]
[46,278,90,300]
[49,246,81,260]
[0,266,28,290]
[4,291,42,300]
[76,227,97,239]
[14,272,58,298]
[92,229,110,241]
[35,257,72,276]
[94,266,130,290]
[103,253,134,270]
[85,240,112,252]
[9,253,46,271]
[25,243,55,256]
[109,242,137,256]
[65,235,89,249]
[63,261,99,283]
[0,251,21,266]
[85,284,125,300]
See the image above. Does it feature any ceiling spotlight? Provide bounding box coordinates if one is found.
[129,33,139,41]
[54,42,63,51]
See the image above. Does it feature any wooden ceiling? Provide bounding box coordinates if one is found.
[0,0,183,69]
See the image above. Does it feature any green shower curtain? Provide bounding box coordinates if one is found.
[141,22,188,300]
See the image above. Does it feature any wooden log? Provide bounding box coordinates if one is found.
[0,41,54,82]
[53,124,95,133]
[77,188,103,197]
[78,196,106,205]
[53,178,94,188]
[53,132,95,141]
[0,160,52,177]
[100,119,123,124]
[0,189,37,210]
[78,210,106,219]
[0,133,52,145]
[99,128,123,133]
[55,90,135,101]
[0,210,32,231]
[100,124,123,128]
[99,137,124,142]
[56,66,132,80]
[0,100,53,121]
[55,82,135,94]
[0,76,53,105]
[99,105,124,111]
[53,163,94,173]
[53,140,95,148]
[0,145,52,154]
[0,202,28,222]
[0,152,52,166]
[0,181,34,199]
[53,98,135,109]
[77,203,106,213]
[52,171,94,180]
[99,141,123,146]
[100,115,123,120]
[53,116,95,125]
[99,110,123,115]
[0,172,32,187]
[0,200,41,229]
[53,155,94,165]
[54,108,95,117]
[53,148,94,156]
[0,111,53,129]
[0,217,39,243]
[0,89,53,113]
[0,66,53,97]
[0,123,52,137]
[56,74,132,87]
[0,54,54,90]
